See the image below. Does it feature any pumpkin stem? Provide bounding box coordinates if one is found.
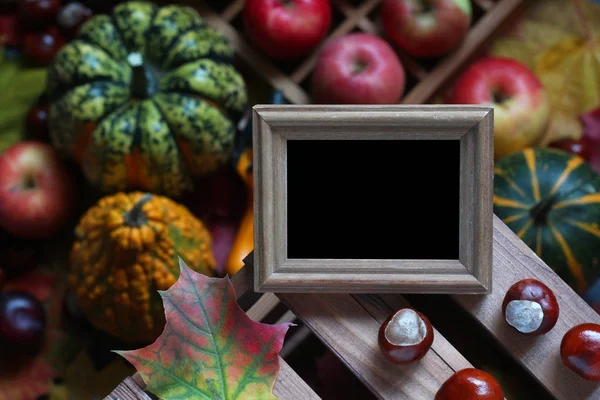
[127,52,156,99]
[530,197,554,225]
[125,193,153,227]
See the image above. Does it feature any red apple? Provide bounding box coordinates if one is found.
[311,33,406,104]
[548,137,593,162]
[243,0,331,61]
[25,103,50,143]
[381,0,471,58]
[23,26,65,67]
[0,142,74,239]
[18,0,61,29]
[451,57,550,159]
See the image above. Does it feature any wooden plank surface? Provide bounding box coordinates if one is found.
[278,292,471,399]
[452,216,600,400]
[241,257,474,399]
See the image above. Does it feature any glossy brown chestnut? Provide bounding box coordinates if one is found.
[502,278,559,335]
[561,323,600,381]
[435,368,504,400]
[378,307,433,364]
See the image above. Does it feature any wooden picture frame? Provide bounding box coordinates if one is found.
[253,105,493,294]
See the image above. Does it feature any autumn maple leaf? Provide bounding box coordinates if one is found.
[115,259,292,400]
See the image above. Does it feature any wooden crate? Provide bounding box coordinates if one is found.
[107,1,600,399]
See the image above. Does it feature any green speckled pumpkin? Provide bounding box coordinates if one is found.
[47,1,247,196]
[494,148,600,294]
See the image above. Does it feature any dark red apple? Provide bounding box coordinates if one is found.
[25,103,50,143]
[0,141,74,239]
[311,33,406,104]
[23,26,65,67]
[0,291,46,358]
[381,0,471,58]
[548,137,593,162]
[18,0,61,29]
[243,0,331,61]
[451,57,550,159]
[57,2,93,39]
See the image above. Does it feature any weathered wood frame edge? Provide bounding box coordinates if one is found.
[253,105,494,294]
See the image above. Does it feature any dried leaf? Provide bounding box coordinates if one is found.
[489,0,600,144]
[116,260,292,400]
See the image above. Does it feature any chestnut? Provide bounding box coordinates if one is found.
[561,323,600,381]
[502,278,559,335]
[378,307,433,364]
[435,368,504,400]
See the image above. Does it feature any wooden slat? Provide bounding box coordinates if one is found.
[277,291,472,399]
[247,292,280,322]
[182,0,311,104]
[241,257,474,399]
[452,217,600,400]
[474,0,495,11]
[402,0,526,104]
[290,0,382,84]
[221,0,245,22]
[356,17,428,80]
[104,376,152,400]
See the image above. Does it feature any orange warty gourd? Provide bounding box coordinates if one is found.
[69,192,216,342]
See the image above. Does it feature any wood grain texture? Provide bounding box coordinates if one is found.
[254,105,493,294]
[452,217,600,400]
[242,257,475,399]
[104,376,152,400]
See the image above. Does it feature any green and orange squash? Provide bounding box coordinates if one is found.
[494,148,600,294]
[69,192,216,342]
[47,2,247,196]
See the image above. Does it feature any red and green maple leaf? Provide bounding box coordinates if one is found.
[115,260,292,400]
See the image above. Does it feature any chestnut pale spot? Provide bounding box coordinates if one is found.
[505,300,543,333]
[384,308,427,346]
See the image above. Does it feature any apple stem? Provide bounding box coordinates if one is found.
[22,175,37,190]
[352,61,368,75]
[571,0,593,45]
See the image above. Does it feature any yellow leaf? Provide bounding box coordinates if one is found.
[536,38,600,144]
[489,0,600,144]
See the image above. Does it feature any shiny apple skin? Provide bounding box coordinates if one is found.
[548,138,593,162]
[23,26,65,67]
[311,33,406,104]
[451,57,550,159]
[435,368,504,400]
[243,0,331,61]
[561,323,600,381]
[0,291,46,358]
[502,278,559,336]
[381,0,471,58]
[18,0,61,28]
[0,141,74,239]
[378,308,434,364]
